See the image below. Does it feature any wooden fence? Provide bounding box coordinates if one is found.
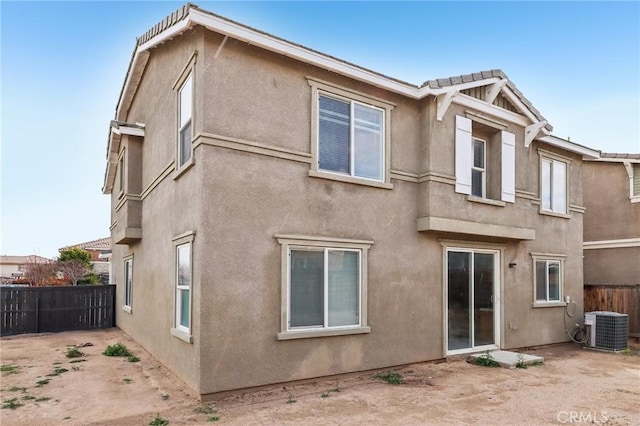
[1,285,115,337]
[584,284,640,338]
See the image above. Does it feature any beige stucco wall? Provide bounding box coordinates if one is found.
[108,25,587,396]
[583,161,640,285]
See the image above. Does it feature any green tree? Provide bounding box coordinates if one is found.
[58,248,92,285]
[58,247,92,266]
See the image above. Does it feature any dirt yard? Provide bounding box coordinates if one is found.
[1,329,638,425]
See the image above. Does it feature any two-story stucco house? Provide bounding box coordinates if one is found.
[583,153,640,336]
[103,4,600,397]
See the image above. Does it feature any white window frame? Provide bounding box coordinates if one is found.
[172,52,197,178]
[531,253,566,307]
[117,149,126,198]
[627,162,640,203]
[177,74,193,168]
[307,77,394,190]
[171,231,195,343]
[471,137,486,198]
[122,255,133,313]
[539,149,570,217]
[276,234,373,340]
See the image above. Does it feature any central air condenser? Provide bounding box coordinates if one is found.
[584,311,628,352]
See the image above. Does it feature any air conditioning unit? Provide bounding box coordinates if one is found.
[584,311,628,352]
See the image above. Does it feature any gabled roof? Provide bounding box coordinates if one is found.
[59,237,111,253]
[104,3,601,192]
[0,255,52,265]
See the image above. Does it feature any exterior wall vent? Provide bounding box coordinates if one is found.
[584,311,628,352]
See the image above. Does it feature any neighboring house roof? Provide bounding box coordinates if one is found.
[586,153,640,163]
[59,237,111,253]
[103,2,601,192]
[0,255,52,265]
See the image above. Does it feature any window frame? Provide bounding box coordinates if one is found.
[122,255,133,313]
[172,52,197,178]
[307,77,394,190]
[276,234,373,340]
[471,137,487,198]
[538,149,570,217]
[630,163,640,203]
[171,231,195,343]
[531,253,566,307]
[117,149,126,198]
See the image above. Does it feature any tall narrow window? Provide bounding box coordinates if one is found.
[318,94,384,181]
[535,259,562,303]
[118,151,126,194]
[123,258,133,310]
[541,158,567,214]
[471,138,486,197]
[178,74,193,168]
[633,164,640,197]
[176,243,191,331]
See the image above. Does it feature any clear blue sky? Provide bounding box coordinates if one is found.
[1,1,639,258]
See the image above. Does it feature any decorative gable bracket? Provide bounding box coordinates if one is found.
[485,79,507,104]
[436,89,459,121]
[525,120,548,148]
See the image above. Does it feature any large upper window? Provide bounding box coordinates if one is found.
[319,94,384,181]
[276,235,372,340]
[123,257,133,311]
[307,78,394,189]
[118,150,126,195]
[534,259,562,304]
[541,157,567,214]
[178,74,193,168]
[455,115,515,203]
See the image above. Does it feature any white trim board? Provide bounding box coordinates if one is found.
[583,238,640,250]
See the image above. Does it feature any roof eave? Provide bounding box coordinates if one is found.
[535,135,601,159]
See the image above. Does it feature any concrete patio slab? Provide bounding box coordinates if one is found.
[468,350,544,368]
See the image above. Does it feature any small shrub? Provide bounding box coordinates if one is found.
[69,359,86,364]
[36,379,50,387]
[35,397,52,402]
[373,371,404,385]
[474,351,499,367]
[8,386,27,392]
[47,368,68,377]
[123,378,133,384]
[321,392,330,398]
[286,394,297,404]
[127,355,140,363]
[2,398,24,410]
[515,354,527,369]
[149,413,169,426]
[21,395,36,400]
[161,394,170,400]
[0,364,19,374]
[66,347,85,358]
[194,404,215,414]
[103,343,132,357]
[207,416,220,422]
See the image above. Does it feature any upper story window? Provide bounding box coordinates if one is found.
[539,150,569,215]
[319,94,384,181]
[178,74,193,168]
[633,163,640,199]
[118,149,126,196]
[307,78,394,190]
[455,115,515,204]
[472,138,486,197]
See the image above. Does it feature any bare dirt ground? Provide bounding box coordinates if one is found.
[1,329,639,426]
